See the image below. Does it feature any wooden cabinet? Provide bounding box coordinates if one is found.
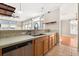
[49,36,53,49]
[49,36,52,49]
[33,36,49,56]
[0,49,2,56]
[33,35,58,56]
[34,37,44,56]
[49,33,55,49]
[16,47,24,56]
[43,36,49,54]
[5,11,13,16]
[0,3,15,12]
[24,43,32,56]
[49,33,59,49]
[0,3,15,16]
[0,9,13,16]
[1,33,59,56]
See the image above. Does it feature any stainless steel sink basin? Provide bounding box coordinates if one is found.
[31,34,45,36]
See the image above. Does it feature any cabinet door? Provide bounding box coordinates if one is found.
[3,49,16,56]
[34,38,44,56]
[16,47,24,56]
[50,35,54,47]
[53,33,59,45]
[43,36,49,54]
[24,43,32,56]
[54,33,57,45]
[49,36,52,49]
[0,49,2,56]
[49,33,56,49]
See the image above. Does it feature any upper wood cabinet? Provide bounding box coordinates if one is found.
[60,4,78,20]
[0,3,15,16]
[0,3,15,12]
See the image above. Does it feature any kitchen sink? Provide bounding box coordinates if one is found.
[31,34,45,36]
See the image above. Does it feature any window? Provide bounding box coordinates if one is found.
[70,20,78,34]
[0,20,16,30]
[23,16,45,30]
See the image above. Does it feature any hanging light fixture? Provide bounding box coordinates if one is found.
[18,3,23,14]
[12,3,23,18]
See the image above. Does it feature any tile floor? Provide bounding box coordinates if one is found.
[45,44,79,56]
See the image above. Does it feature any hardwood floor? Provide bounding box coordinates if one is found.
[45,44,78,56]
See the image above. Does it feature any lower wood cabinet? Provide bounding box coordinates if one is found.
[1,33,59,56]
[49,33,59,50]
[33,36,49,56]
[43,36,49,54]
[24,43,32,56]
[34,37,44,56]
[0,49,2,56]
[16,47,25,56]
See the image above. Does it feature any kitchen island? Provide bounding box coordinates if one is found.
[0,31,59,56]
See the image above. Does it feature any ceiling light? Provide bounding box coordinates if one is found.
[18,11,23,14]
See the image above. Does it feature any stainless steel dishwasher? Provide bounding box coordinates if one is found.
[3,40,32,56]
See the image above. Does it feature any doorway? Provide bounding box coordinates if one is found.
[59,20,78,48]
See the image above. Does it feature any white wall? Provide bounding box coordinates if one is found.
[60,3,78,36]
[61,20,70,35]
[3,3,61,21]
[60,3,78,20]
[44,8,60,31]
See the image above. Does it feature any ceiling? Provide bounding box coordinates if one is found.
[5,3,61,21]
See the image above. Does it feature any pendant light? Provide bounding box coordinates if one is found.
[12,3,23,18]
[18,3,23,14]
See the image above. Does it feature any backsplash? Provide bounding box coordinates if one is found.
[0,30,47,39]
[0,30,27,38]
